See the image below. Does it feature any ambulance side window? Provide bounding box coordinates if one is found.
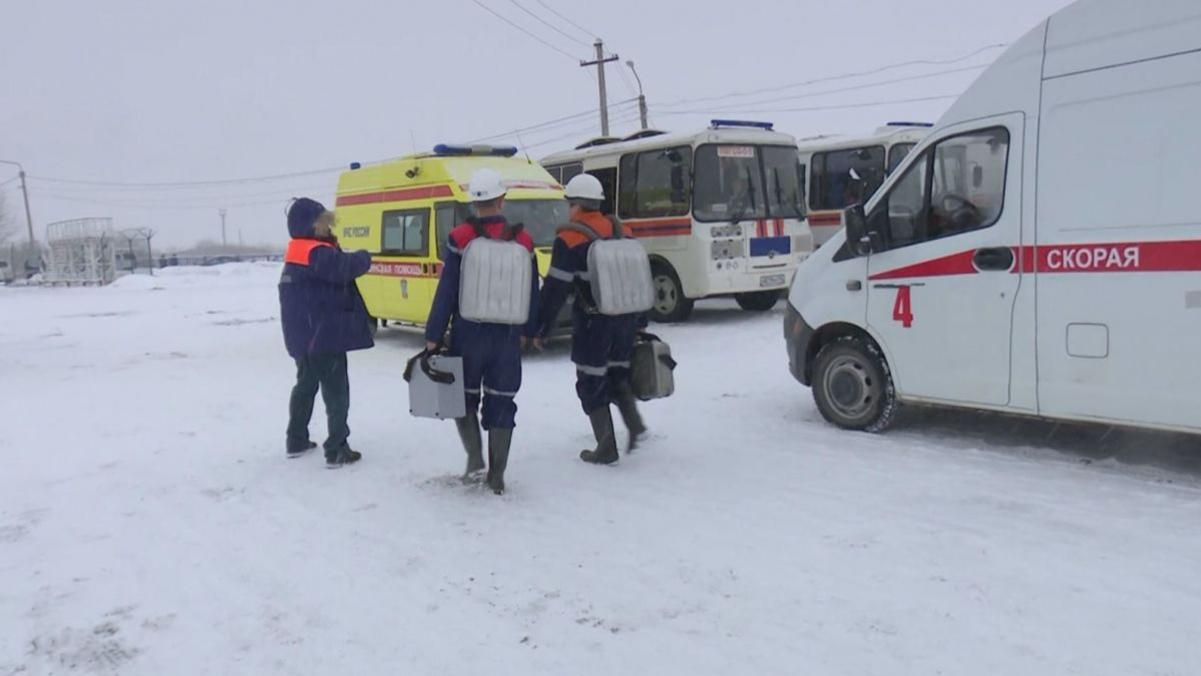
[867,127,1010,251]
[381,209,430,257]
[434,203,461,260]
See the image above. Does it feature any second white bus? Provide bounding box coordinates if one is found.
[542,120,813,322]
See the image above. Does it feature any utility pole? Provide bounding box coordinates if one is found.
[145,229,155,276]
[0,159,36,250]
[580,40,619,136]
[219,208,227,248]
[626,60,649,130]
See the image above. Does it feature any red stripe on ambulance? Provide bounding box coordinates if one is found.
[870,240,1201,281]
[336,185,455,207]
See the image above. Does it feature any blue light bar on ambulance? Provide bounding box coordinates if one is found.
[710,119,774,131]
[886,121,934,128]
[432,144,519,157]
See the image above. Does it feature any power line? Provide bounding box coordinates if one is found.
[659,43,1006,108]
[532,0,594,40]
[465,99,637,144]
[29,190,318,211]
[469,0,581,61]
[654,93,960,116]
[523,111,644,152]
[671,64,986,114]
[508,0,590,46]
[29,166,342,189]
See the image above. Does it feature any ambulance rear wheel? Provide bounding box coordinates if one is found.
[369,317,380,338]
[650,264,693,323]
[735,290,781,312]
[811,337,897,433]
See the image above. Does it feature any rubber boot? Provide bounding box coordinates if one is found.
[613,383,648,453]
[455,412,485,480]
[580,406,620,465]
[486,428,512,495]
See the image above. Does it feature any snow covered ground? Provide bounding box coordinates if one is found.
[3,262,1201,675]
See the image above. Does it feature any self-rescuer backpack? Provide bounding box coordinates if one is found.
[557,219,654,316]
[458,224,533,325]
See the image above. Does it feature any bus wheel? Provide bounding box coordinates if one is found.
[735,290,781,312]
[650,264,693,323]
[811,337,897,433]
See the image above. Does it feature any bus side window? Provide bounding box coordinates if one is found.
[618,146,692,219]
[618,153,638,220]
[560,163,583,184]
[382,209,430,257]
[589,168,617,216]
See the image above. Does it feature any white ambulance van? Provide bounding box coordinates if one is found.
[784,0,1201,436]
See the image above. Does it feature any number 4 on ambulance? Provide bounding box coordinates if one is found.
[892,286,913,328]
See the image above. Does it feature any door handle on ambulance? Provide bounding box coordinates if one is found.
[973,247,1015,272]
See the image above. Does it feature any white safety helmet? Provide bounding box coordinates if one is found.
[468,168,507,203]
[564,173,605,202]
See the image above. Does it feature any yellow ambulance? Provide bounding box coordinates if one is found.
[334,144,567,327]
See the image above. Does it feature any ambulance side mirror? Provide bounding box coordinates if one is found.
[844,204,872,255]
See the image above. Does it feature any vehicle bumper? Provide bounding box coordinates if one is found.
[783,301,815,385]
[702,260,802,296]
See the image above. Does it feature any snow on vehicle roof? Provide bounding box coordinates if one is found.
[541,126,798,165]
[796,125,930,154]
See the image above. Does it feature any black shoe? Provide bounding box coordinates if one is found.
[286,441,318,459]
[456,412,485,479]
[326,447,362,469]
[486,428,513,495]
[580,407,620,465]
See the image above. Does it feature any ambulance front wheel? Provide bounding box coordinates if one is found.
[735,290,781,312]
[811,337,897,433]
[368,317,380,338]
[650,264,694,323]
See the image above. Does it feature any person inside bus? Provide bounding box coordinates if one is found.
[424,169,541,495]
[534,173,648,465]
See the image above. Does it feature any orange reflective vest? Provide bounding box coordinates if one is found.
[285,239,334,266]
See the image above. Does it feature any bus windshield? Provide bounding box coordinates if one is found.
[503,198,569,247]
[693,145,804,222]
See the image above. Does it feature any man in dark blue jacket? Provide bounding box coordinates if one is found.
[279,197,374,468]
[425,169,540,495]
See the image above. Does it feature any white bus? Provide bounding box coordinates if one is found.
[785,0,1201,437]
[542,120,813,322]
[798,123,930,246]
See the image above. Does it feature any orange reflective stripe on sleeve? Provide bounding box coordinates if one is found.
[285,239,333,266]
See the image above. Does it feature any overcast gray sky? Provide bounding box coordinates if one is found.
[1,0,1074,249]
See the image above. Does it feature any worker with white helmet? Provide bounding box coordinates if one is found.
[536,173,650,465]
[425,167,541,494]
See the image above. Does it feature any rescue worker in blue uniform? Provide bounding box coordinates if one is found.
[279,197,375,468]
[535,174,648,465]
[425,169,540,494]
